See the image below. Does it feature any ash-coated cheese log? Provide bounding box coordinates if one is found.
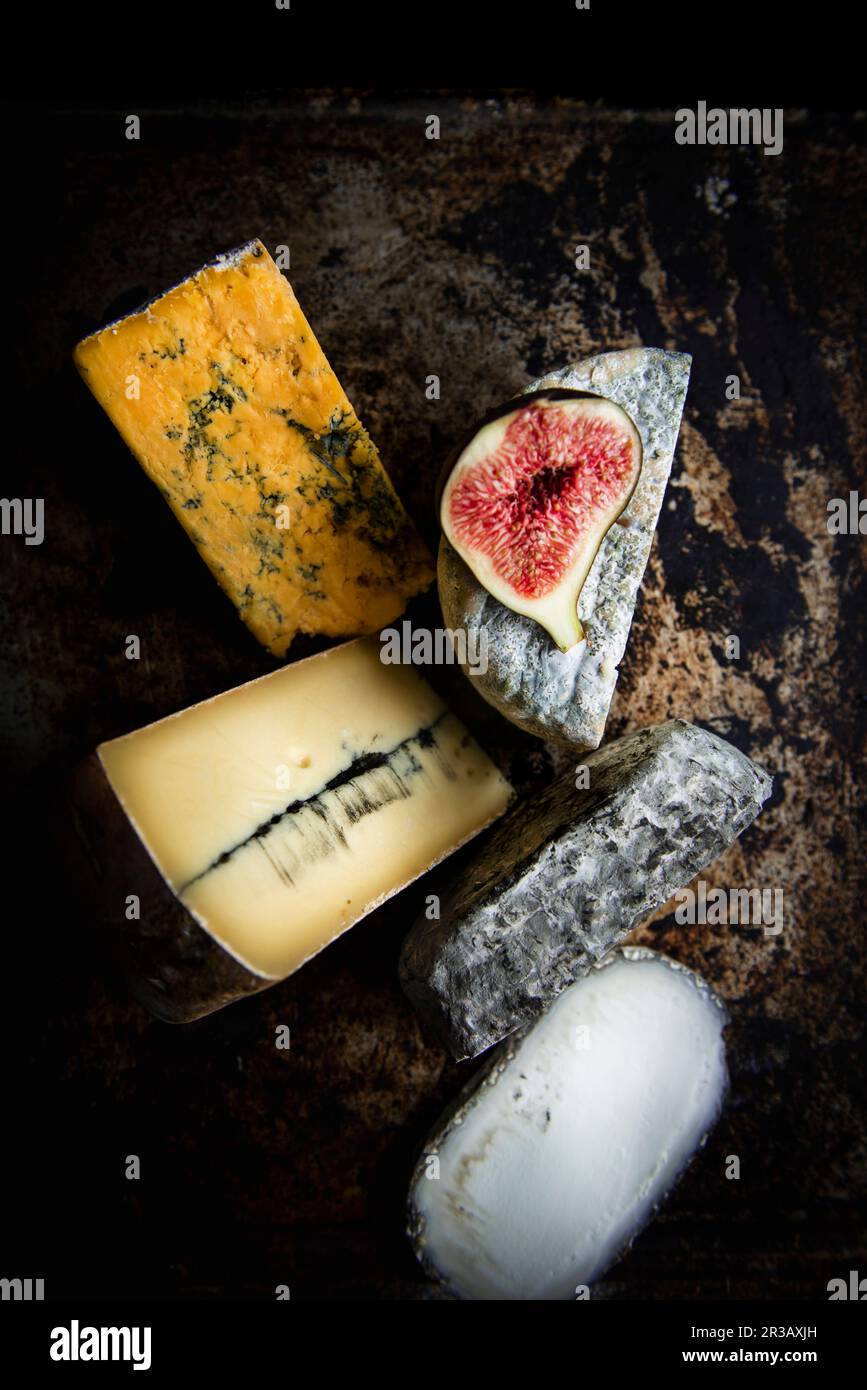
[73,639,512,1022]
[438,348,691,747]
[74,240,433,656]
[408,948,729,1300]
[400,718,771,1060]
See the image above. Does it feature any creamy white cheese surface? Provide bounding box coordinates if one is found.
[413,951,727,1300]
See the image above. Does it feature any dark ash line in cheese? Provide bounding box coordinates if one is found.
[179,712,451,892]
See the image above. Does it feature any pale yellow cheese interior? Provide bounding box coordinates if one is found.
[98,639,512,979]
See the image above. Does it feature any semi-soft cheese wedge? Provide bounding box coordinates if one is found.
[74,639,512,1021]
[74,241,433,655]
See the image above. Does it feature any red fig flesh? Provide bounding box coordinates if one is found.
[440,391,643,650]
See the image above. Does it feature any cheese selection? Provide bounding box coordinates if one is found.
[71,244,767,1300]
[74,240,433,656]
[93,638,512,989]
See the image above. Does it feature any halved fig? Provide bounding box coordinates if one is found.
[439,390,643,651]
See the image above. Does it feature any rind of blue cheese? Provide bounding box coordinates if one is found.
[438,349,691,747]
[400,719,771,1060]
[93,639,512,998]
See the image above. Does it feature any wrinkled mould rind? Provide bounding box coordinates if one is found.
[400,718,772,1061]
[437,348,692,747]
[407,946,730,1301]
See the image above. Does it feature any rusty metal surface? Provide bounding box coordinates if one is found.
[3,97,866,1299]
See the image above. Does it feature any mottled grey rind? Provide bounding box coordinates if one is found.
[69,755,269,1023]
[400,718,771,1060]
[438,348,691,747]
[407,946,729,1299]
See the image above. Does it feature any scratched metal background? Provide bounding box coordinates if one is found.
[3,96,865,1299]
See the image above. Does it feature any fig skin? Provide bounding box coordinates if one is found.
[438,390,642,650]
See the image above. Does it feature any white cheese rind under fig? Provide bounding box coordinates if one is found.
[408,948,728,1301]
[438,348,691,747]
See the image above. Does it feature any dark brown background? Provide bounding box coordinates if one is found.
[3,92,865,1300]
